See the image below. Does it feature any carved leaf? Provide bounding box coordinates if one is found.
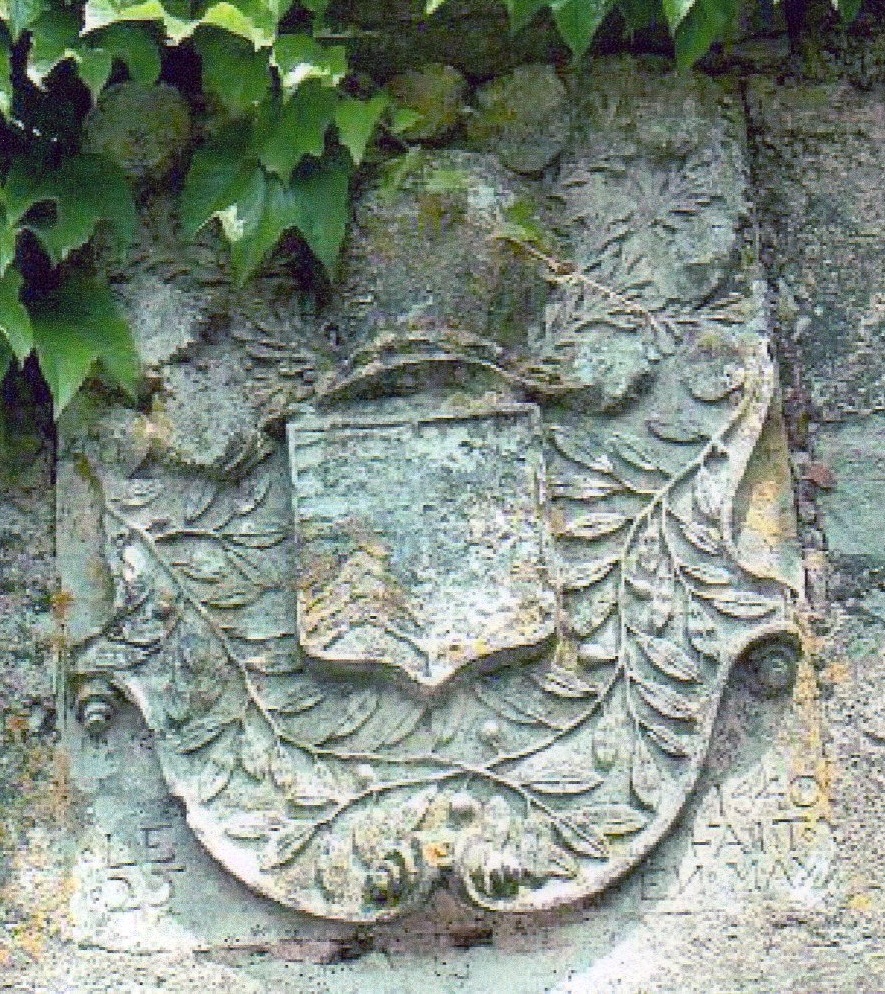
[635,676,699,723]
[678,518,721,555]
[610,433,665,474]
[693,465,723,519]
[554,815,610,859]
[631,736,662,810]
[116,481,163,509]
[559,557,619,591]
[184,478,219,523]
[706,590,780,620]
[268,745,308,793]
[577,643,618,666]
[430,691,465,747]
[197,752,234,802]
[687,600,718,658]
[224,811,287,839]
[636,633,701,683]
[234,476,272,518]
[550,480,622,501]
[260,822,315,870]
[646,415,709,444]
[476,684,551,728]
[535,666,599,699]
[522,770,604,796]
[177,561,225,584]
[555,512,629,541]
[224,545,266,584]
[274,689,325,714]
[240,709,274,779]
[550,429,617,475]
[224,524,287,549]
[176,714,228,754]
[684,364,744,402]
[641,720,693,758]
[244,650,301,675]
[316,689,379,743]
[545,848,580,879]
[567,593,616,637]
[206,584,262,609]
[650,561,674,631]
[680,561,731,586]
[592,710,622,770]
[582,804,648,837]
[376,701,426,747]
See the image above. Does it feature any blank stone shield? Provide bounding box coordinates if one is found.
[288,406,555,687]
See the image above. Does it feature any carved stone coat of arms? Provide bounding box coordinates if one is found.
[57,68,802,923]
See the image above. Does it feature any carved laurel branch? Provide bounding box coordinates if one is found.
[83,259,783,912]
[543,387,781,802]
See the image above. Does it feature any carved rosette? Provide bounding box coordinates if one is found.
[59,66,802,922]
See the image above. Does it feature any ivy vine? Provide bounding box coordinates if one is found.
[0,0,864,413]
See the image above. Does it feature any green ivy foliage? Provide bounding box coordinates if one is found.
[0,0,864,413]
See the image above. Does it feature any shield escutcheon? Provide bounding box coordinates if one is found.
[288,405,556,688]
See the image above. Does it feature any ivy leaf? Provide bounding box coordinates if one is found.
[200,0,276,49]
[83,0,194,44]
[27,11,85,89]
[502,0,546,32]
[0,0,44,40]
[334,94,388,166]
[835,0,862,20]
[30,279,139,413]
[11,154,136,263]
[31,12,160,96]
[661,0,694,32]
[550,0,614,59]
[673,0,738,69]
[1,37,12,118]
[0,266,34,362]
[272,33,347,95]
[254,83,338,179]
[195,28,271,115]
[425,0,447,12]
[92,23,162,85]
[0,222,15,278]
[0,336,12,383]
[278,157,350,276]
[180,135,259,238]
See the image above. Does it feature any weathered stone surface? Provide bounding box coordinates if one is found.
[327,0,567,79]
[84,83,191,180]
[386,63,467,140]
[747,79,885,424]
[49,61,803,930]
[814,415,885,559]
[327,149,549,352]
[560,62,749,309]
[466,64,568,173]
[10,45,885,992]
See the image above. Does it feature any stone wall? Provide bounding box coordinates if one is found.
[2,13,885,992]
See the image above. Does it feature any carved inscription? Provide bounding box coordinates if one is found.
[638,760,834,911]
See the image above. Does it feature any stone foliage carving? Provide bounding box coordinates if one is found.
[58,65,801,922]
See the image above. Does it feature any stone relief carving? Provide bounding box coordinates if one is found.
[58,68,802,923]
